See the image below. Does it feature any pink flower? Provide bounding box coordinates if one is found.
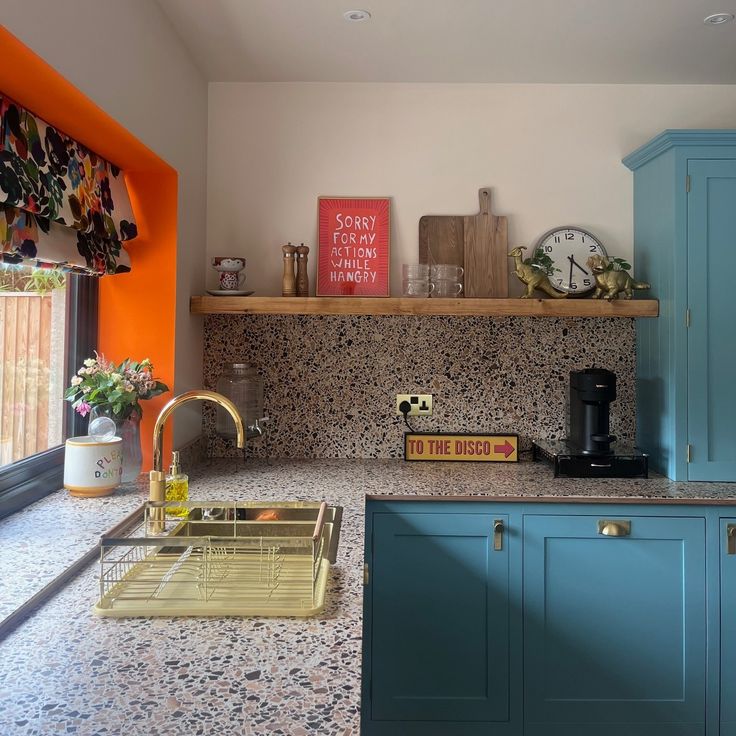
[76,401,92,417]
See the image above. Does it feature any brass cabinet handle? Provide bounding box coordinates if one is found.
[493,520,504,551]
[728,524,736,555]
[598,520,631,537]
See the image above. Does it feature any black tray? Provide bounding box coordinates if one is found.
[532,439,649,479]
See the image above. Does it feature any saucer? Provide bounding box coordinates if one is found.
[207,289,254,297]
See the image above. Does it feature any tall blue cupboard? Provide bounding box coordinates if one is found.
[623,131,736,481]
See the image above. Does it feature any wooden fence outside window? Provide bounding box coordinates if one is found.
[0,291,66,466]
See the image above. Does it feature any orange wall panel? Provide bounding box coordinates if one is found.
[98,172,177,467]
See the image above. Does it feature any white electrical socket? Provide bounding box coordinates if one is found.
[396,394,433,417]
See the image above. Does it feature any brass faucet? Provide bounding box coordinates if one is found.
[149,391,246,525]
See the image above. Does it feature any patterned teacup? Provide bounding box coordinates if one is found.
[211,257,246,290]
[219,271,246,290]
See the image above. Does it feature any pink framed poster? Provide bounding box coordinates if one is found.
[317,197,390,296]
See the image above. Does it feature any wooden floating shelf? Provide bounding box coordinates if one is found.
[191,296,659,318]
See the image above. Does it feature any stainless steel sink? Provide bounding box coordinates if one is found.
[168,502,342,564]
[94,500,342,618]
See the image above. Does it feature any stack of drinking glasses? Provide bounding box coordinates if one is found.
[402,264,433,297]
[430,264,464,297]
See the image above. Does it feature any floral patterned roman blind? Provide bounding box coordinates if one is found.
[0,93,138,275]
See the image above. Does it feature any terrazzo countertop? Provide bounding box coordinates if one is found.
[0,482,146,621]
[0,458,735,736]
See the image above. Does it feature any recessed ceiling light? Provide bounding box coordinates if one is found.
[343,9,371,22]
[704,12,735,24]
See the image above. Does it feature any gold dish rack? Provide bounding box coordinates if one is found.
[94,500,338,617]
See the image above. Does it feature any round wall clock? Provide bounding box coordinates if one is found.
[534,226,607,294]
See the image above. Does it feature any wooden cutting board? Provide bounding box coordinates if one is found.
[418,212,465,273]
[418,187,508,298]
[464,188,508,298]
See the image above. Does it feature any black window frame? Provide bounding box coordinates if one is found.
[0,273,98,520]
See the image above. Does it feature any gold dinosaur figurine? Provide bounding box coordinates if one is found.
[508,246,567,299]
[587,254,650,300]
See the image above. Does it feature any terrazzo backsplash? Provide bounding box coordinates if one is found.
[202,315,636,459]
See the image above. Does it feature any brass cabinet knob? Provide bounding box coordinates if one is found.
[598,520,631,537]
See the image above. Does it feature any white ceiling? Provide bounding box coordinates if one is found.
[157,0,736,83]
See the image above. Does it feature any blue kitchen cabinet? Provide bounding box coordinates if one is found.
[722,519,736,735]
[523,513,707,736]
[623,131,736,481]
[362,501,729,735]
[362,501,520,735]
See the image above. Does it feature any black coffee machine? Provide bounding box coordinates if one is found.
[568,368,617,455]
[532,368,648,478]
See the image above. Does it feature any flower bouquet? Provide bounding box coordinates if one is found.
[65,354,169,481]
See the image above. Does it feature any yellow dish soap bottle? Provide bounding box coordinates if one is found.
[165,450,189,517]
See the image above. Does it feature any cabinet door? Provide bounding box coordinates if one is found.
[722,519,736,735]
[687,159,736,481]
[369,511,509,724]
[523,514,706,736]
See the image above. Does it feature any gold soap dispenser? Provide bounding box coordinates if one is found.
[165,450,189,517]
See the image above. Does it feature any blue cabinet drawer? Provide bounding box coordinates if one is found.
[523,514,707,736]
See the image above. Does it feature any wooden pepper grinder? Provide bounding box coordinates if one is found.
[281,242,297,296]
[295,243,310,297]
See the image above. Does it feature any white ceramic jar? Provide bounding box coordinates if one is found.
[63,436,123,497]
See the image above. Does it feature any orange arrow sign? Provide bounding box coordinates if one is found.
[494,441,515,458]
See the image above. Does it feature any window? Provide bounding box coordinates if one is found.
[0,266,97,518]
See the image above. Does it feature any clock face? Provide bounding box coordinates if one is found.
[535,227,607,294]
